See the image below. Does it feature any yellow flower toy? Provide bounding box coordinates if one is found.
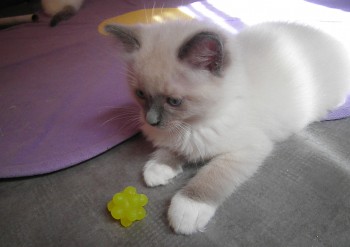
[107,186,148,227]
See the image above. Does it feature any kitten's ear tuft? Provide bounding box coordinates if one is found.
[105,24,141,53]
[178,32,224,75]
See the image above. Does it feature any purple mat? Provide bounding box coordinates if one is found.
[1,0,349,178]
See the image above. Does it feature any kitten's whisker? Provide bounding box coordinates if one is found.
[178,122,205,162]
[126,73,137,80]
[99,105,138,111]
[100,110,141,127]
[125,72,136,78]
[115,65,136,77]
[193,139,205,163]
[177,123,190,141]
[160,2,165,16]
[170,121,192,149]
[151,1,156,19]
[176,122,188,135]
[100,112,140,119]
[99,105,121,109]
[122,108,139,113]
[125,71,135,78]
[169,123,180,147]
[114,114,142,130]
[105,115,135,122]
[143,3,149,24]
[112,72,136,83]
[101,116,122,126]
[123,73,138,82]
[169,125,178,146]
[117,118,141,132]
[123,67,136,76]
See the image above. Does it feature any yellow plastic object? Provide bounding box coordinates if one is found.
[107,186,148,227]
[98,8,194,35]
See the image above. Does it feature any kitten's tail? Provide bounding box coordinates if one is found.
[50,5,76,27]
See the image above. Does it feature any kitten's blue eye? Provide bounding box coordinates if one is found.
[136,90,145,99]
[167,97,182,106]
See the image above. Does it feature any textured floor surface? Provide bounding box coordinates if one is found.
[1,119,350,247]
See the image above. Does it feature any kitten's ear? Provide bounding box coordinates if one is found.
[104,24,141,53]
[178,32,224,75]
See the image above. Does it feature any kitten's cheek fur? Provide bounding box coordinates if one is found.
[143,161,183,187]
[168,193,216,235]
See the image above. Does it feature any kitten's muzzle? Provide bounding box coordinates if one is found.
[146,108,161,126]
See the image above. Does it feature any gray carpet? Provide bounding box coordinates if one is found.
[1,118,350,247]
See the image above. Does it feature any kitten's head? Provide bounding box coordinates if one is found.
[105,20,230,134]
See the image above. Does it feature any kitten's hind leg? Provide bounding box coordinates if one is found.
[143,149,184,187]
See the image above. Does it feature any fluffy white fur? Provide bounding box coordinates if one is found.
[42,0,84,26]
[41,0,84,16]
[143,149,183,186]
[106,20,350,234]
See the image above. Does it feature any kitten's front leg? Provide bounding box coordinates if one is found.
[168,140,273,234]
[143,149,184,187]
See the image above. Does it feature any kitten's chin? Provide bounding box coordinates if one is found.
[141,121,181,139]
[141,123,164,134]
[141,123,169,134]
[141,118,174,131]
[141,120,191,146]
[141,124,170,146]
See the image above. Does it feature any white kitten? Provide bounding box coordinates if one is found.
[41,0,84,27]
[105,20,350,234]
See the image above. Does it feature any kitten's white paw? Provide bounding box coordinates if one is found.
[143,161,182,187]
[168,193,216,235]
